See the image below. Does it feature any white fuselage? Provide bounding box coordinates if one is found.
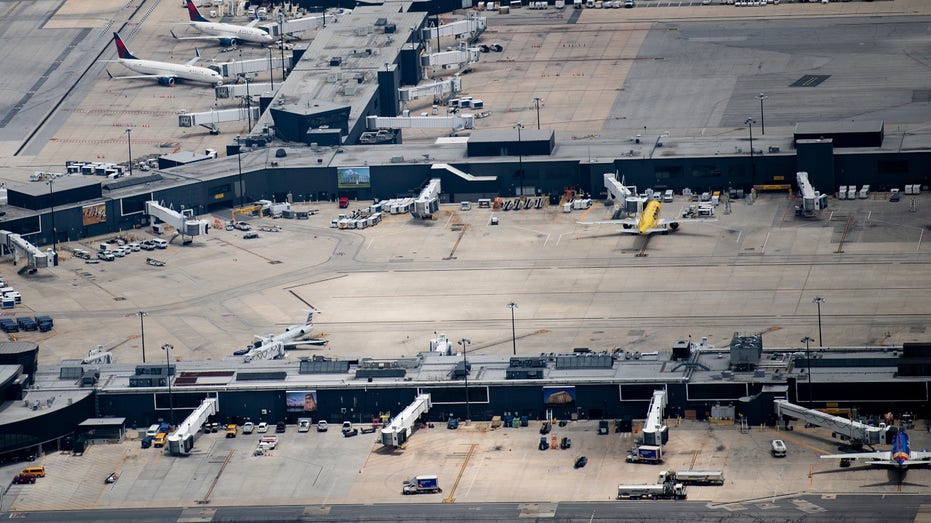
[119,57,222,85]
[191,21,274,44]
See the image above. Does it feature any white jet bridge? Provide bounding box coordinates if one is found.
[208,56,290,78]
[215,82,277,99]
[178,106,261,133]
[144,201,211,244]
[381,393,432,448]
[423,14,486,40]
[641,389,668,446]
[365,114,474,132]
[412,178,441,219]
[774,399,886,447]
[168,397,219,455]
[398,76,462,103]
[421,47,481,69]
[795,171,827,217]
[0,230,49,271]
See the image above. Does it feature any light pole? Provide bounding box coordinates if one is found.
[813,296,825,348]
[236,135,244,208]
[506,302,518,355]
[458,338,471,421]
[757,93,767,135]
[532,97,542,130]
[46,179,56,247]
[268,47,274,90]
[277,11,286,80]
[801,337,814,408]
[125,128,133,177]
[162,343,175,426]
[745,117,756,184]
[514,123,524,197]
[137,311,148,363]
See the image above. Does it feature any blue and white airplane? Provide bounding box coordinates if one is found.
[172,0,274,46]
[107,32,223,87]
[820,430,931,469]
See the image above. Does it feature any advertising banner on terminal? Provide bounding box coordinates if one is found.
[543,386,576,405]
[286,390,318,412]
[337,166,371,189]
[82,203,107,226]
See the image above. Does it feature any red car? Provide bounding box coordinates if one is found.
[12,473,36,484]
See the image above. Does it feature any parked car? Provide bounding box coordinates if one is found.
[275,421,286,433]
[12,473,36,484]
[317,420,328,432]
[242,421,255,434]
[243,232,259,240]
[256,422,269,433]
[298,419,311,432]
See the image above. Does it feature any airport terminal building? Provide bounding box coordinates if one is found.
[2,338,930,459]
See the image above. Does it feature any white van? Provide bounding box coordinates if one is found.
[146,424,160,437]
[152,239,168,249]
[771,439,787,457]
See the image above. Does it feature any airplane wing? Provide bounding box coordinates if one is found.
[577,219,638,226]
[107,70,176,82]
[282,339,328,348]
[171,30,224,42]
[820,451,892,463]
[657,217,718,225]
[185,49,202,66]
[910,450,931,461]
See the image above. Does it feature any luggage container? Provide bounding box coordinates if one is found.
[847,186,857,200]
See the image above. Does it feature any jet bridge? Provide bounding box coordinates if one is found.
[178,106,261,133]
[168,397,219,455]
[795,171,827,217]
[215,82,277,99]
[208,56,290,79]
[774,399,886,446]
[144,200,211,243]
[0,230,49,270]
[641,389,668,446]
[398,77,462,102]
[421,48,481,69]
[412,178,441,219]
[365,114,474,131]
[423,14,486,40]
[263,14,325,39]
[381,393,432,447]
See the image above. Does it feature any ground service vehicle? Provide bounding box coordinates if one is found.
[259,435,278,450]
[153,433,168,447]
[226,424,237,437]
[771,439,787,457]
[402,475,442,495]
[617,482,686,500]
[658,470,724,486]
[21,466,45,478]
[626,445,663,463]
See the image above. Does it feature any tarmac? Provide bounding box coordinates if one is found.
[3,418,930,511]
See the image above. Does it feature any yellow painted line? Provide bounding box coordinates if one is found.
[442,443,477,503]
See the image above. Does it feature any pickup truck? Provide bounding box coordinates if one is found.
[259,435,278,450]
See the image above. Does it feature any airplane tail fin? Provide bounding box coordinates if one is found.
[186,0,208,22]
[112,32,138,60]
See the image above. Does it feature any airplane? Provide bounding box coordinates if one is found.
[578,173,717,235]
[820,429,931,469]
[107,32,223,87]
[251,309,327,350]
[172,0,274,46]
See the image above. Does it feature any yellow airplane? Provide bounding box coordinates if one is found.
[579,173,716,235]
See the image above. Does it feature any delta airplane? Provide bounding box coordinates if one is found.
[107,32,223,86]
[579,173,716,235]
[821,430,931,469]
[252,309,327,350]
[172,0,274,46]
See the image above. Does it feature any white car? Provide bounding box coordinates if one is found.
[242,421,255,434]
[256,422,269,433]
